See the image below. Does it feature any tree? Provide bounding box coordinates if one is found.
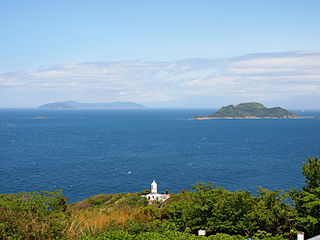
[290,156,320,238]
[254,187,295,238]
[0,189,69,239]
[302,156,320,192]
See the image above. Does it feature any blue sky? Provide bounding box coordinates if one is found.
[0,0,320,108]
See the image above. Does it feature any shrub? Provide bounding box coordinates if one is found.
[0,190,69,240]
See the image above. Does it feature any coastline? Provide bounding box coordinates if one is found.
[195,116,315,120]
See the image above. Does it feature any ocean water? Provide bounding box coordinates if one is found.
[0,109,319,202]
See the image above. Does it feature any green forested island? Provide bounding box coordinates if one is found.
[195,102,302,119]
[1,157,320,240]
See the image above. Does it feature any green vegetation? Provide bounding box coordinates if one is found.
[290,156,320,238]
[1,157,319,239]
[195,102,300,119]
[0,190,68,239]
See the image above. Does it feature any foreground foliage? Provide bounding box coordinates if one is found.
[0,156,319,239]
[164,184,295,237]
[290,156,320,238]
[79,231,285,240]
[0,189,68,239]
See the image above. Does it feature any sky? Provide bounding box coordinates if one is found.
[0,0,320,109]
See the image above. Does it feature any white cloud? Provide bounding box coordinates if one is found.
[1,51,320,108]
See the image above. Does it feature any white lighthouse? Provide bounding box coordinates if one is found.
[151,180,157,194]
[144,180,170,202]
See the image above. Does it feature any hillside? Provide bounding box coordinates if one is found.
[196,102,301,119]
[1,156,320,239]
[39,101,146,109]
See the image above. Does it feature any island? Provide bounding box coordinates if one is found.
[38,100,146,110]
[195,102,303,119]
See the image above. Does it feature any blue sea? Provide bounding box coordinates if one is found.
[0,109,319,202]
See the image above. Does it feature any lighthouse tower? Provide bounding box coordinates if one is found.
[144,180,170,202]
[151,180,157,194]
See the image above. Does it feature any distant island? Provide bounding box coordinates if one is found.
[195,102,304,119]
[39,101,146,110]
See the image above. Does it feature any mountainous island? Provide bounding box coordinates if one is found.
[38,101,146,110]
[195,102,303,119]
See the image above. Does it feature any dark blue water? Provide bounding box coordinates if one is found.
[0,109,319,202]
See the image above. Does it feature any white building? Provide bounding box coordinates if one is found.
[145,180,170,202]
